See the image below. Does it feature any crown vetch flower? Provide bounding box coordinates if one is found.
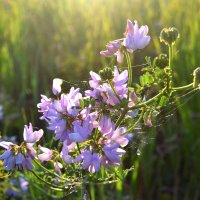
[81,150,101,173]
[37,95,52,120]
[54,161,63,173]
[19,177,29,192]
[0,141,15,170]
[100,41,120,57]
[124,19,151,52]
[98,116,115,136]
[23,123,43,144]
[52,78,63,95]
[60,141,76,164]
[89,71,101,88]
[86,66,128,106]
[38,145,53,162]
[109,127,129,147]
[102,143,126,167]
[100,42,124,63]
[69,118,94,142]
[0,141,34,171]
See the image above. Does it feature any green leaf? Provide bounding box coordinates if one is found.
[140,72,154,86]
[159,96,168,107]
[79,99,84,109]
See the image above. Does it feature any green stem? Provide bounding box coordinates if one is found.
[34,160,70,181]
[31,171,68,190]
[129,82,194,111]
[172,83,193,91]
[168,44,173,90]
[129,87,166,110]
[76,143,81,154]
[123,109,145,135]
[116,107,129,128]
[125,52,132,87]
[169,44,173,69]
[0,171,15,179]
[108,79,122,103]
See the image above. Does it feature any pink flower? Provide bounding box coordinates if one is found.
[124,19,151,52]
[109,127,129,147]
[0,141,34,171]
[89,71,101,88]
[52,78,63,95]
[38,145,53,162]
[100,42,124,63]
[81,151,101,173]
[102,144,126,167]
[54,161,63,173]
[100,42,120,57]
[23,123,43,144]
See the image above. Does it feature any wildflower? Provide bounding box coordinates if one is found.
[0,141,34,171]
[0,123,43,171]
[54,161,63,173]
[108,127,129,147]
[0,141,15,170]
[69,118,93,142]
[37,95,52,120]
[7,177,28,198]
[89,71,101,88]
[19,177,29,191]
[143,114,153,127]
[102,143,126,167]
[124,20,151,52]
[23,123,43,144]
[86,66,128,106]
[52,78,63,95]
[98,116,115,136]
[100,41,120,56]
[38,145,53,162]
[38,84,85,143]
[60,141,76,164]
[81,150,101,173]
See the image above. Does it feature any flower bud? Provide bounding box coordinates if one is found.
[99,67,113,80]
[160,27,180,46]
[193,67,200,88]
[154,54,168,69]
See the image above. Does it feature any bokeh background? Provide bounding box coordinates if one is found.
[0,0,200,199]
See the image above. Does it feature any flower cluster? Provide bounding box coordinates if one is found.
[100,19,151,62]
[0,124,43,171]
[7,177,29,198]
[0,19,152,175]
[37,65,132,173]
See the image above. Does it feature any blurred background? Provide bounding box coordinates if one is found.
[0,0,200,199]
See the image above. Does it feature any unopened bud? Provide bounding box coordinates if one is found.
[193,67,200,88]
[155,54,168,69]
[143,111,152,127]
[160,27,180,46]
[99,67,113,80]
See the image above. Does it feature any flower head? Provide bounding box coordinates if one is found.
[124,20,151,52]
[81,151,101,173]
[52,78,63,95]
[23,123,43,144]
[0,141,34,171]
[38,145,53,162]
